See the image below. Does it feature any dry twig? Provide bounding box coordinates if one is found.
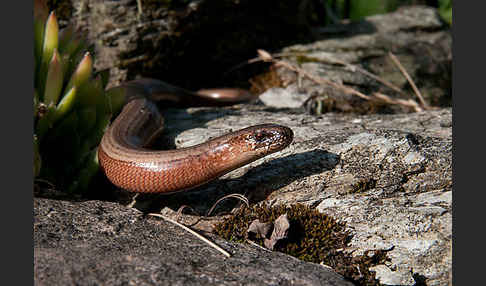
[207,193,250,217]
[388,52,428,108]
[246,239,272,252]
[256,49,427,112]
[148,212,232,257]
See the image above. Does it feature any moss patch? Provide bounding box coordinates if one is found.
[214,203,390,286]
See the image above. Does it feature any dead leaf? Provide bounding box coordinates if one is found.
[247,219,273,240]
[264,214,290,250]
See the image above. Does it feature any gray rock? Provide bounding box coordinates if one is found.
[35,104,452,285]
[143,103,452,286]
[277,6,451,111]
[259,86,311,108]
[34,198,353,286]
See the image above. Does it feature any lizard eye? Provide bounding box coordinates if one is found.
[253,130,270,143]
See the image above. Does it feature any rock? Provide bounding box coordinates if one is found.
[259,85,311,108]
[275,6,452,111]
[61,0,315,88]
[34,198,353,286]
[108,101,451,286]
[370,264,416,285]
[157,103,451,286]
[35,105,452,286]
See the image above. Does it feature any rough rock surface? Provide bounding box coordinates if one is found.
[34,103,452,285]
[271,6,452,111]
[34,198,353,286]
[159,103,452,286]
[65,0,315,88]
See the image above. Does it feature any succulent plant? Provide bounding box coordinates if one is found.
[34,0,124,193]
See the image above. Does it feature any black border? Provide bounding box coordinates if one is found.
[3,0,34,284]
[452,0,476,285]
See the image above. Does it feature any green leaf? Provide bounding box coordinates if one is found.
[65,52,92,93]
[77,108,97,138]
[62,37,89,79]
[75,76,112,150]
[439,0,452,10]
[43,112,82,180]
[48,110,79,143]
[62,36,84,78]
[86,112,112,149]
[33,0,113,194]
[67,149,100,193]
[94,68,111,89]
[77,75,103,109]
[34,0,49,73]
[438,0,452,25]
[37,12,59,99]
[42,12,59,65]
[58,25,75,54]
[63,34,86,59]
[94,76,110,115]
[34,90,39,120]
[439,8,452,25]
[54,87,77,123]
[44,49,64,106]
[348,0,396,20]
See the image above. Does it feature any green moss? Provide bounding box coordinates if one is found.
[214,203,390,286]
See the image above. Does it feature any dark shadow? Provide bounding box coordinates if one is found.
[412,272,428,286]
[312,19,377,41]
[36,148,339,209]
[132,148,340,214]
[122,2,380,91]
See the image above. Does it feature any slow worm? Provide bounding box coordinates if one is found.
[98,78,293,193]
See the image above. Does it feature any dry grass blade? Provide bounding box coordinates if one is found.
[278,59,371,101]
[373,92,423,112]
[176,205,200,219]
[255,49,426,112]
[136,0,143,15]
[246,238,272,252]
[126,193,139,208]
[337,61,404,95]
[148,212,231,257]
[388,52,428,108]
[207,193,250,217]
[257,49,273,62]
[175,205,205,226]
